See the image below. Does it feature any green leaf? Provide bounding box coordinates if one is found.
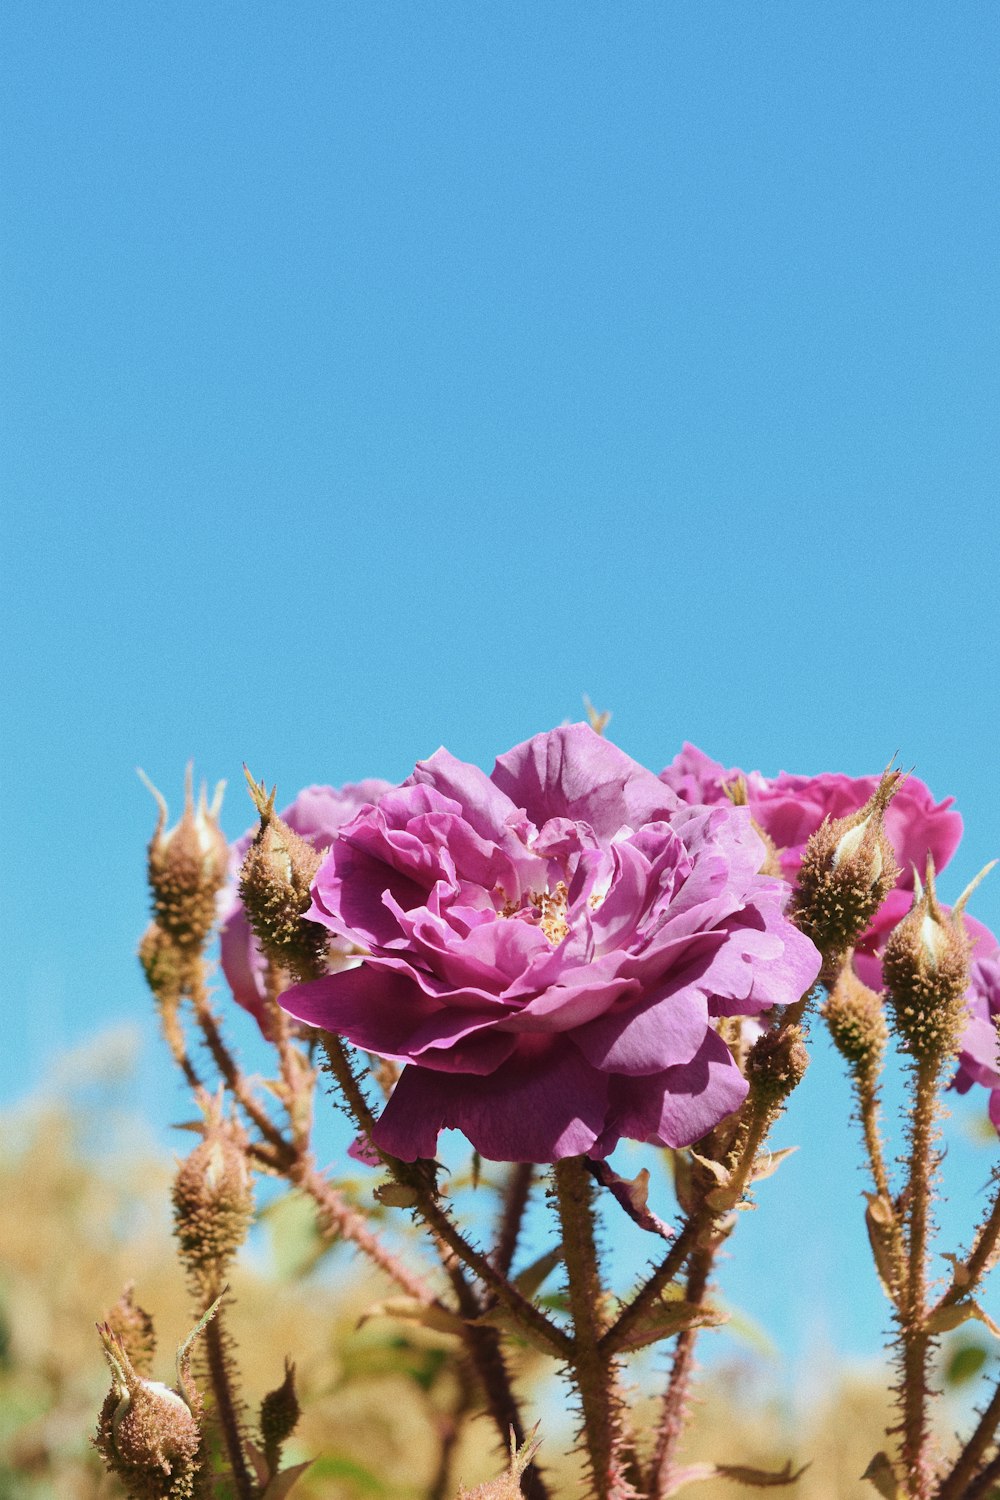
[945,1339,989,1387]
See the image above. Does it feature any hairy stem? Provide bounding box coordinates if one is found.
[202,1295,255,1500]
[319,1032,570,1355]
[188,965,289,1157]
[602,1218,697,1356]
[441,1251,550,1500]
[651,1247,714,1499]
[857,1070,907,1304]
[493,1163,535,1278]
[554,1156,622,1498]
[294,1158,439,1305]
[932,1174,1000,1316]
[936,1379,1000,1500]
[901,1058,939,1500]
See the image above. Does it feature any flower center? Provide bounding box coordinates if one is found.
[495,882,571,945]
[537,882,569,945]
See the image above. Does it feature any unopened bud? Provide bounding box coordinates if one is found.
[96,1324,200,1498]
[138,924,184,1005]
[822,967,887,1078]
[792,769,902,961]
[142,767,228,951]
[883,863,970,1064]
[260,1358,300,1469]
[172,1112,254,1274]
[105,1283,157,1377]
[746,1024,809,1106]
[239,770,328,981]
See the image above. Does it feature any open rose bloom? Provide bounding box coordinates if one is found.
[281,726,821,1162]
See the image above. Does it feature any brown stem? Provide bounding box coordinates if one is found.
[319,1033,570,1357]
[963,1443,1000,1500]
[857,1070,907,1304]
[554,1156,622,1499]
[493,1163,535,1278]
[932,1175,1000,1317]
[202,1296,255,1500]
[158,994,205,1093]
[651,1247,714,1499]
[428,1373,477,1500]
[188,966,290,1157]
[901,1058,939,1500]
[438,1243,550,1500]
[601,1218,698,1356]
[936,1378,1000,1500]
[294,1159,439,1305]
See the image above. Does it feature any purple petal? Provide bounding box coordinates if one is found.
[373,1039,611,1162]
[492,724,680,842]
[594,1030,748,1152]
[573,984,710,1075]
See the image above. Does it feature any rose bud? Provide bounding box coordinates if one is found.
[260,1358,301,1470]
[142,766,228,951]
[172,1111,254,1275]
[105,1283,157,1377]
[791,768,902,962]
[96,1324,201,1498]
[238,770,329,982]
[822,967,888,1080]
[883,862,971,1064]
[745,1024,809,1107]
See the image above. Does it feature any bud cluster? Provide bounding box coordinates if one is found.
[792,770,901,962]
[238,772,329,982]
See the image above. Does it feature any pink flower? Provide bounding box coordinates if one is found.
[952,924,1000,1129]
[280,726,821,1163]
[661,744,963,976]
[220,780,392,1033]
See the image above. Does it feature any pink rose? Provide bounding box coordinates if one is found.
[281,726,820,1163]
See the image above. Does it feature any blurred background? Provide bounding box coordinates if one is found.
[3,3,1000,1494]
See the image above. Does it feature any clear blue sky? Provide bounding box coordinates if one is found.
[4,3,1000,1368]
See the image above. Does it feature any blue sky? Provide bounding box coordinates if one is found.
[4,3,1000,1367]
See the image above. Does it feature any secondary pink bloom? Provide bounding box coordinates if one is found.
[661,744,963,970]
[281,725,821,1163]
[220,781,392,1034]
[948,924,1000,1129]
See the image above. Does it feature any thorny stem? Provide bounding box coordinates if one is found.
[294,1159,439,1306]
[936,1378,1000,1500]
[602,1219,698,1356]
[856,1070,908,1305]
[428,1373,478,1500]
[319,1032,571,1357]
[651,1247,714,1500]
[963,1444,1000,1500]
[932,1175,1000,1315]
[901,1058,939,1500]
[493,1163,535,1278]
[554,1156,622,1499]
[187,963,290,1157]
[202,1294,255,1500]
[440,1250,550,1500]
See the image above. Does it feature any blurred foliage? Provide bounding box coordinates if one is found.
[0,1035,991,1500]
